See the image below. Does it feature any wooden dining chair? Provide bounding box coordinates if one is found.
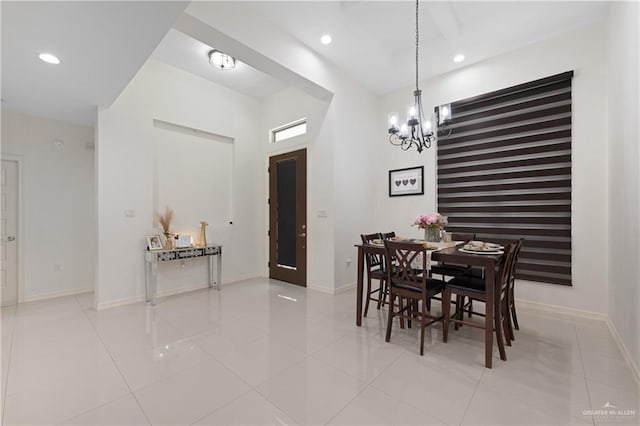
[460,238,524,344]
[383,240,446,355]
[442,243,516,362]
[360,233,387,316]
[380,231,396,240]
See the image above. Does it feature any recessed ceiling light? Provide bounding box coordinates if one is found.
[320,34,332,45]
[39,53,60,65]
[453,54,465,63]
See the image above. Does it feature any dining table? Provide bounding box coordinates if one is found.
[355,240,502,368]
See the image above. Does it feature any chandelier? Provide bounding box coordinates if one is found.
[387,0,450,153]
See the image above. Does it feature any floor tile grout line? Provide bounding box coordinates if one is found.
[77,300,153,426]
[188,387,254,425]
[320,342,410,425]
[458,366,486,425]
[1,305,18,426]
[573,323,596,426]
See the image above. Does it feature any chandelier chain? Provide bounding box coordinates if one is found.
[415,0,419,91]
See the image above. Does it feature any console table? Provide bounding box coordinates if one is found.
[144,245,222,305]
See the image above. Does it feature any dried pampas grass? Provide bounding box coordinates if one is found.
[157,206,174,234]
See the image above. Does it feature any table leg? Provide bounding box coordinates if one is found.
[216,252,222,290]
[208,255,214,289]
[485,266,494,368]
[356,246,364,326]
[150,260,158,306]
[144,260,150,303]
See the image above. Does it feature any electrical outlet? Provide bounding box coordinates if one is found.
[124,209,135,218]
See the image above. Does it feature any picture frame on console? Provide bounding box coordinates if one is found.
[146,235,163,251]
[389,166,424,197]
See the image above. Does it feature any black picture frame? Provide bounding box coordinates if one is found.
[389,166,424,197]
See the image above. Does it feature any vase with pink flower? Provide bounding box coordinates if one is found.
[413,212,446,242]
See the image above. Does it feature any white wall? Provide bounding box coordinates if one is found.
[378,22,609,314]
[606,1,640,371]
[258,86,334,291]
[1,111,95,300]
[185,3,381,292]
[95,59,263,308]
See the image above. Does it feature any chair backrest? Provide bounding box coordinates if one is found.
[510,238,524,284]
[383,240,428,292]
[495,243,516,295]
[381,231,396,240]
[361,233,384,270]
[452,232,475,242]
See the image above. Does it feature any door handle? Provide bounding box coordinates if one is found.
[298,233,306,238]
[6,236,15,242]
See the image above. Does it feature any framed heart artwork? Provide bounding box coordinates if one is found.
[388,166,424,197]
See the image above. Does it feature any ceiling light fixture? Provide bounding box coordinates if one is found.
[454,54,465,63]
[208,49,236,70]
[320,34,332,45]
[38,53,60,65]
[387,0,451,153]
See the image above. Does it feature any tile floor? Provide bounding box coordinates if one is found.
[1,278,638,425]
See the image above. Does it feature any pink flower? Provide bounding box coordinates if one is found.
[413,212,442,229]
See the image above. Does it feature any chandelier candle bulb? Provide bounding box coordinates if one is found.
[388,113,399,131]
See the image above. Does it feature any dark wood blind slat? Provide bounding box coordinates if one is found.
[449,91,572,125]
[440,204,571,213]
[438,129,571,155]
[446,104,571,135]
[437,117,571,142]
[438,168,572,185]
[438,142,571,166]
[444,71,573,112]
[438,154,571,176]
[439,179,571,194]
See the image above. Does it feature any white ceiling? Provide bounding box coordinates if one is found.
[1,1,611,126]
[150,29,287,99]
[244,0,610,94]
[1,1,188,125]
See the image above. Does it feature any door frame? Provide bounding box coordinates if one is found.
[264,146,308,283]
[2,155,25,304]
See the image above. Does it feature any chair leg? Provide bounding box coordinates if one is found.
[385,293,394,342]
[442,290,451,343]
[376,281,383,310]
[511,303,519,330]
[494,303,507,361]
[379,280,387,308]
[454,296,463,331]
[364,276,372,317]
[420,299,426,356]
[468,299,473,318]
[503,298,512,347]
[510,290,520,331]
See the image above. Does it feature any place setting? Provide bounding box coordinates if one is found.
[458,240,504,255]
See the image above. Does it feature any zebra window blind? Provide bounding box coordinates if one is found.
[437,71,573,286]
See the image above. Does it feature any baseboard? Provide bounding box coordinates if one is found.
[307,284,334,294]
[306,281,355,295]
[334,282,356,294]
[516,298,608,322]
[606,318,640,385]
[23,287,93,303]
[96,295,146,310]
